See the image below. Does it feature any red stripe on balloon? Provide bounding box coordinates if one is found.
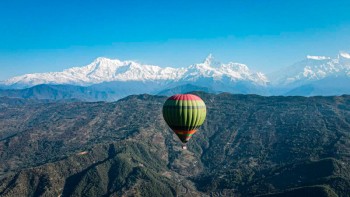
[168,94,202,101]
[174,130,197,135]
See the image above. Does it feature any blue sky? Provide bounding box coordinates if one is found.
[1,0,350,80]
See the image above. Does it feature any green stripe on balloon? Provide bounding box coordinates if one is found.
[163,105,206,109]
[167,125,202,130]
[163,99,205,107]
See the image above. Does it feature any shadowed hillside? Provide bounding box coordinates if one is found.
[0,93,350,196]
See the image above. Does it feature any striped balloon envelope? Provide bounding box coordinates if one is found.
[162,94,206,146]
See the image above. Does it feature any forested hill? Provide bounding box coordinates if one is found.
[0,93,349,196]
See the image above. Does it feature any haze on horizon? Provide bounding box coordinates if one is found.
[1,0,350,80]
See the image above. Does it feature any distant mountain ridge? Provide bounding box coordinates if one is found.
[157,84,216,96]
[1,52,350,99]
[0,84,113,101]
[1,54,268,88]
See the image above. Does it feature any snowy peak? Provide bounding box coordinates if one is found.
[204,54,214,65]
[182,56,269,85]
[306,55,330,60]
[339,52,350,59]
[203,54,220,67]
[66,57,122,79]
[270,53,350,86]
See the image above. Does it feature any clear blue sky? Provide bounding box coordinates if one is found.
[1,0,350,80]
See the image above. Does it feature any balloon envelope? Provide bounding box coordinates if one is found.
[162,94,206,143]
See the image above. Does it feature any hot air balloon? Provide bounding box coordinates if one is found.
[162,94,206,149]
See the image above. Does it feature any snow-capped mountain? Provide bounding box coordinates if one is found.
[270,52,350,86]
[181,54,268,86]
[2,52,350,99]
[268,52,350,96]
[1,55,268,88]
[2,57,185,88]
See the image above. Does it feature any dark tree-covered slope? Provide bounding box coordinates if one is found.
[0,93,350,196]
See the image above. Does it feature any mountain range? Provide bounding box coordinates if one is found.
[1,52,350,101]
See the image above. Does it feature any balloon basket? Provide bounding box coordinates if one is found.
[182,145,187,150]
